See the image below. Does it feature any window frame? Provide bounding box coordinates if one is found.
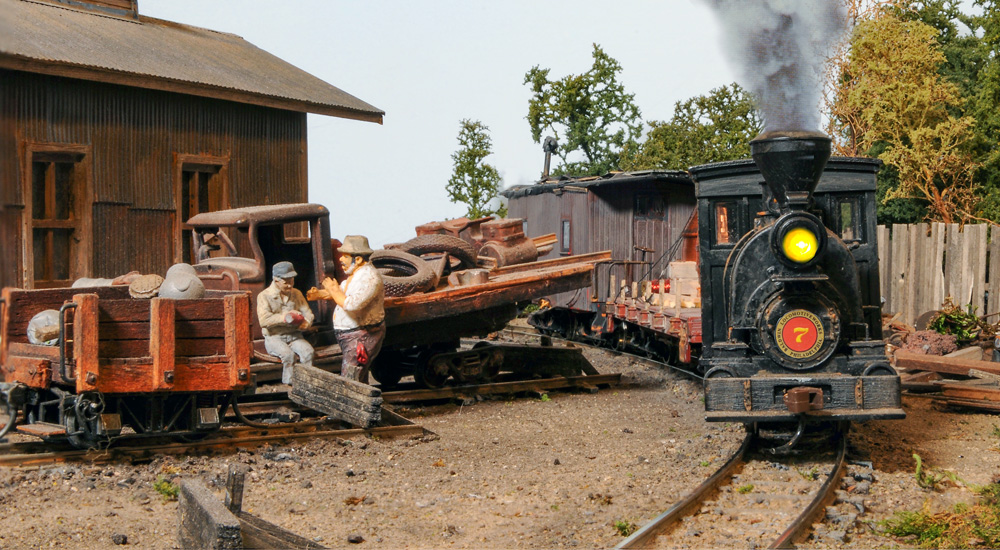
[21,141,93,289]
[173,153,230,264]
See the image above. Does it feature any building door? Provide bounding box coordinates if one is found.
[174,154,229,263]
[23,144,92,289]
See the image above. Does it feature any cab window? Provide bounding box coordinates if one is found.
[714,202,738,245]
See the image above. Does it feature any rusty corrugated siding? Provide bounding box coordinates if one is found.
[2,69,309,283]
[0,0,383,122]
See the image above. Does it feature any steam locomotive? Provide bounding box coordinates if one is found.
[509,131,904,436]
[694,132,903,437]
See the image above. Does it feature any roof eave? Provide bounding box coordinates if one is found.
[0,54,384,124]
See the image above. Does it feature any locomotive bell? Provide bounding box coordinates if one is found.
[750,131,831,211]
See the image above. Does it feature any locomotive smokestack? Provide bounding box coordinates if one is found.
[750,131,831,211]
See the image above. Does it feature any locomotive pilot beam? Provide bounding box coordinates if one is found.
[693,131,904,424]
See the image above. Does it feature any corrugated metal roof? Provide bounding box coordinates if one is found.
[501,170,693,199]
[0,0,383,122]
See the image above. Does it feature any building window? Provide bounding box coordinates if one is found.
[561,220,571,255]
[635,194,667,220]
[22,143,92,289]
[174,154,229,263]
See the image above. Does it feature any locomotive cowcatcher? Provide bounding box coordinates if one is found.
[692,132,904,427]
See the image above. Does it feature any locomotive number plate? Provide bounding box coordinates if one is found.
[775,310,824,359]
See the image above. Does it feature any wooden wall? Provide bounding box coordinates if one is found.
[0,70,308,286]
[878,223,998,326]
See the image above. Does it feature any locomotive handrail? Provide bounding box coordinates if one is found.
[58,302,78,383]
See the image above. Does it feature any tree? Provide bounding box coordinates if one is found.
[524,44,642,176]
[446,120,506,219]
[620,83,761,171]
[829,13,979,223]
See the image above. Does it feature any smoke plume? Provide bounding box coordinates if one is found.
[704,0,848,134]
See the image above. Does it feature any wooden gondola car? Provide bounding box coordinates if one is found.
[0,286,252,446]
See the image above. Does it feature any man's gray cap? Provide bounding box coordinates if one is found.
[273,261,298,279]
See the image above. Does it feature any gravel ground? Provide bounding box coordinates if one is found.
[0,326,998,549]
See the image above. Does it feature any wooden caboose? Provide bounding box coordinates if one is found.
[0,0,383,289]
[502,171,698,308]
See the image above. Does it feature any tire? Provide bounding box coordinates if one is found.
[400,234,477,269]
[371,249,436,296]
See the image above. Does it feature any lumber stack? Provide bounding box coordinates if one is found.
[895,348,1000,412]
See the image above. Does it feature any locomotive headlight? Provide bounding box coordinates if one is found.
[781,227,818,263]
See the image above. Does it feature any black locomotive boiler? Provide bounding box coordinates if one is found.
[692,132,904,428]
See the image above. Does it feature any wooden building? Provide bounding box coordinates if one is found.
[0,0,383,288]
[502,171,696,308]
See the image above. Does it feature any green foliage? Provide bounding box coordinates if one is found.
[797,466,820,482]
[447,119,506,219]
[928,298,984,341]
[737,484,754,494]
[154,476,179,502]
[914,453,963,490]
[524,44,642,177]
[620,83,762,171]
[830,13,979,223]
[539,393,551,402]
[880,485,1000,549]
[613,519,637,537]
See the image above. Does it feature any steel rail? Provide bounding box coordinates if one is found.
[615,431,753,549]
[501,327,705,381]
[616,424,848,549]
[0,417,426,468]
[769,423,849,549]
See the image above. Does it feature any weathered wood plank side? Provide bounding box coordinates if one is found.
[177,479,242,550]
[928,222,946,314]
[225,294,251,388]
[150,298,175,391]
[877,225,890,311]
[889,224,909,323]
[989,225,1000,316]
[73,294,100,392]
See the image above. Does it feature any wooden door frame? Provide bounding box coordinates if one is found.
[20,141,93,289]
[173,153,230,264]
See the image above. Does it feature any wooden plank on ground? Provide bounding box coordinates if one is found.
[940,384,1000,401]
[895,350,1000,377]
[177,479,242,550]
[290,364,382,428]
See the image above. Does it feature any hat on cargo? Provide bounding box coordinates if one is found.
[272,261,298,279]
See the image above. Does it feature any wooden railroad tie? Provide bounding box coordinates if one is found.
[290,364,382,428]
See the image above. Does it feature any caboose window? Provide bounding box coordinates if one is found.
[714,202,738,245]
[838,199,859,241]
[561,220,571,254]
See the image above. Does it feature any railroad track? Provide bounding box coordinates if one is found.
[0,409,425,468]
[616,423,849,549]
[499,327,705,381]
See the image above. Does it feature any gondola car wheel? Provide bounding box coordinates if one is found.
[414,352,450,388]
[370,349,405,388]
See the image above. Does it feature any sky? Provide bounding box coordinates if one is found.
[140,1,737,248]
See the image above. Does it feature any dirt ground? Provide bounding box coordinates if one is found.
[1,329,998,549]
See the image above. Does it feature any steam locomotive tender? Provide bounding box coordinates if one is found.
[692,132,904,428]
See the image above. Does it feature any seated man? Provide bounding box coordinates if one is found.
[321,235,385,383]
[257,261,315,384]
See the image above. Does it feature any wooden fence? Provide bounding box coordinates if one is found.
[877,223,1000,326]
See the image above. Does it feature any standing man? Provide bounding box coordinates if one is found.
[257,261,315,384]
[321,235,385,383]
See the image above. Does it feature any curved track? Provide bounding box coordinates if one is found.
[616,424,849,549]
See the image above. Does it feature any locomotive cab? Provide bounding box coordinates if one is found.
[692,132,904,425]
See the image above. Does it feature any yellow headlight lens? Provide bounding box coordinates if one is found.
[782,227,818,263]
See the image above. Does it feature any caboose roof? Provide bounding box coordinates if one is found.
[501,170,693,199]
[0,0,383,123]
